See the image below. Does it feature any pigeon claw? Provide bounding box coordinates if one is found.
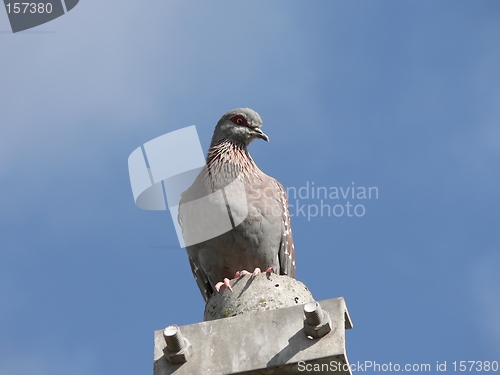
[234,270,251,279]
[265,267,274,274]
[252,268,262,277]
[215,278,233,293]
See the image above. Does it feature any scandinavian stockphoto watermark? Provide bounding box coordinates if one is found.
[128,125,249,249]
[286,181,378,220]
[128,126,378,248]
[3,0,79,33]
[298,360,499,372]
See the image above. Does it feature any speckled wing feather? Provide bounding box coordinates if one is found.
[187,252,213,302]
[276,180,296,278]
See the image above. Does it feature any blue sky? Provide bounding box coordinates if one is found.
[1,1,499,374]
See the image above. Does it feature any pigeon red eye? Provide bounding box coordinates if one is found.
[230,115,248,127]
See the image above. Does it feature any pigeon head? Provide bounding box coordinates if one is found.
[212,108,269,145]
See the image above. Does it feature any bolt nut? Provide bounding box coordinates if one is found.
[303,302,332,339]
[163,325,193,364]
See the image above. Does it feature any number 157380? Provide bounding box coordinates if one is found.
[452,361,499,372]
[5,2,53,14]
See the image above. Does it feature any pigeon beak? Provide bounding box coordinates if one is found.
[253,128,269,142]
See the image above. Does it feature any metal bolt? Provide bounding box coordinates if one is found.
[303,301,332,339]
[163,325,185,352]
[162,325,193,364]
[304,302,324,326]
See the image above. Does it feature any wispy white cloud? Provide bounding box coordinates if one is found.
[0,1,300,175]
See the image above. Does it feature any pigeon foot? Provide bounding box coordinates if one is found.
[215,278,232,292]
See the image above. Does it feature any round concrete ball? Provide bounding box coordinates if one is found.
[204,273,314,321]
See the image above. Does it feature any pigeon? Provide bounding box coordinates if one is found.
[178,108,295,302]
